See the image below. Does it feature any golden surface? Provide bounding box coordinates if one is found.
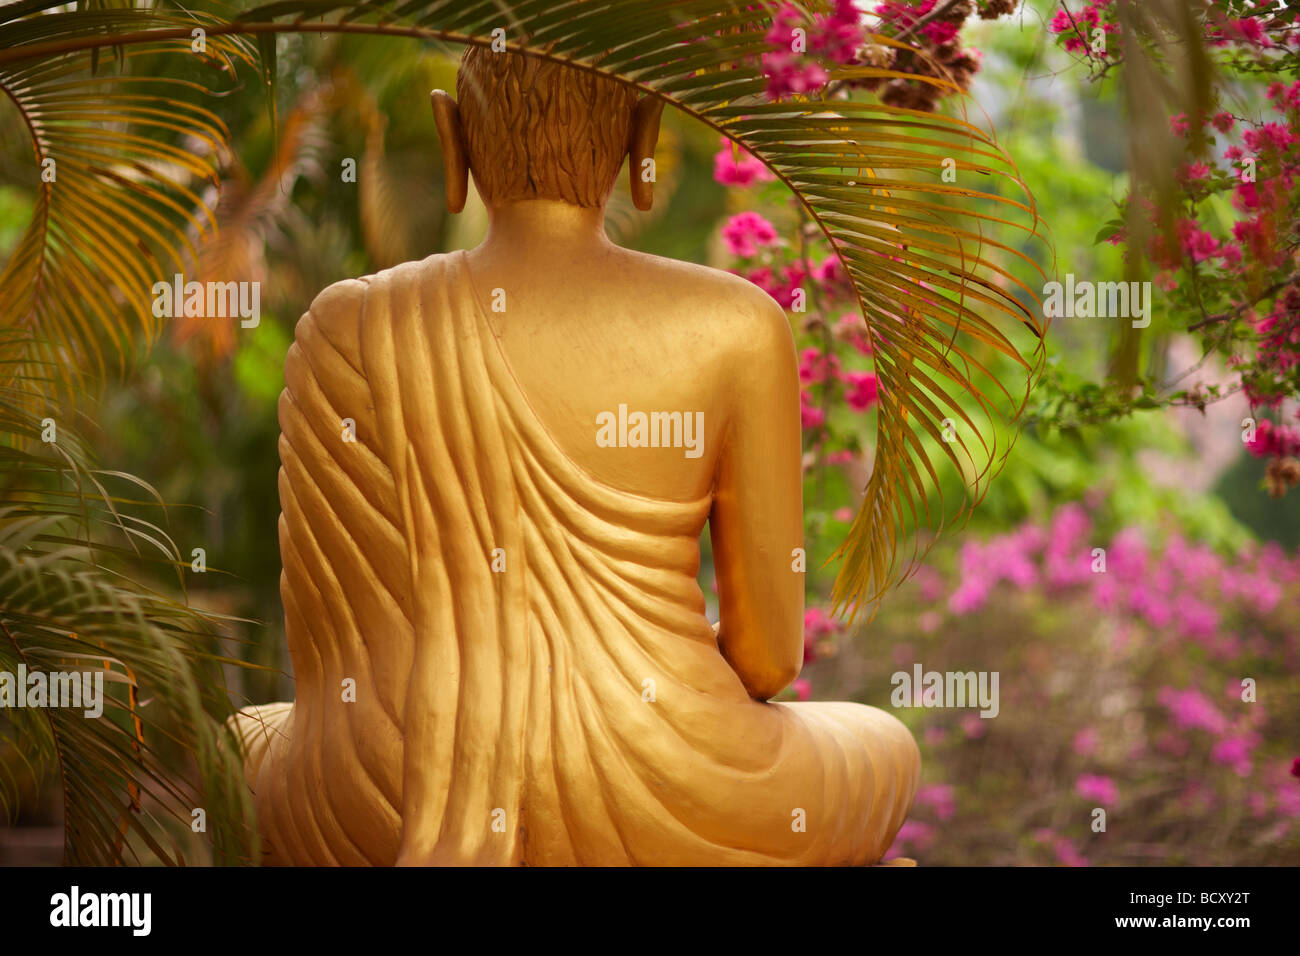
[230,53,920,866]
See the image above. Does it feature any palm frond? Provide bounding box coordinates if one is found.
[0,343,257,865]
[0,1,257,399]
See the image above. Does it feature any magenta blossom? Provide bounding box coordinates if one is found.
[712,138,775,188]
[762,50,830,100]
[1075,773,1119,805]
[1211,734,1259,777]
[799,347,840,385]
[721,211,779,258]
[1157,686,1229,735]
[800,393,825,429]
[843,370,880,411]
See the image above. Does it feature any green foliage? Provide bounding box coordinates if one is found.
[0,347,257,864]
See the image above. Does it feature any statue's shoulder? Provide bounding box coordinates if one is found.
[622,250,788,316]
[291,276,372,366]
[296,254,458,351]
[305,276,370,321]
[623,251,794,357]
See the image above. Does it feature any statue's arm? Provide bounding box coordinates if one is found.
[709,293,805,701]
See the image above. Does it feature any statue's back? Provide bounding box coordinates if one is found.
[233,250,919,866]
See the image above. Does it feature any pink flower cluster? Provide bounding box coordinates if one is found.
[721,211,779,258]
[1246,415,1300,457]
[803,606,840,664]
[892,501,1300,863]
[712,137,775,188]
[1049,0,1118,57]
[798,343,880,430]
[1246,289,1300,410]
[762,0,864,101]
[1105,21,1300,442]
[942,503,1299,656]
[1075,773,1119,805]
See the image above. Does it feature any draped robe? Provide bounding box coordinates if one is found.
[231,251,919,866]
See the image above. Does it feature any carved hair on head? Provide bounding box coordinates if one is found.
[456,45,637,207]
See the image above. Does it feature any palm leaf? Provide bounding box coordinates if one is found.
[0,341,258,865]
[0,1,257,401]
[0,1,1048,621]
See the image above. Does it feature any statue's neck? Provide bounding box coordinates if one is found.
[477,200,612,261]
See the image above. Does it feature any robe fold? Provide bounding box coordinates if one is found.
[232,251,919,866]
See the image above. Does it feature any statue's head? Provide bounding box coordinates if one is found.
[432,46,663,213]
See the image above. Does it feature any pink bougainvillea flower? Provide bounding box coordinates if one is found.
[768,263,807,310]
[762,50,830,100]
[798,346,840,385]
[795,608,837,660]
[1223,17,1271,48]
[1245,418,1300,458]
[764,2,803,50]
[1075,773,1119,804]
[843,370,880,411]
[1211,734,1259,777]
[1157,686,1229,735]
[948,576,991,614]
[1048,9,1075,34]
[1243,121,1298,154]
[812,0,864,65]
[1178,219,1223,261]
[922,21,959,45]
[1169,112,1190,136]
[712,137,775,187]
[721,211,779,258]
[804,606,839,639]
[791,678,813,701]
[800,393,826,429]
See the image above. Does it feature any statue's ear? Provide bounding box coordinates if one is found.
[431,89,469,214]
[627,95,665,212]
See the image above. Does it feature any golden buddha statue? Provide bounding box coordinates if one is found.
[231,46,920,866]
